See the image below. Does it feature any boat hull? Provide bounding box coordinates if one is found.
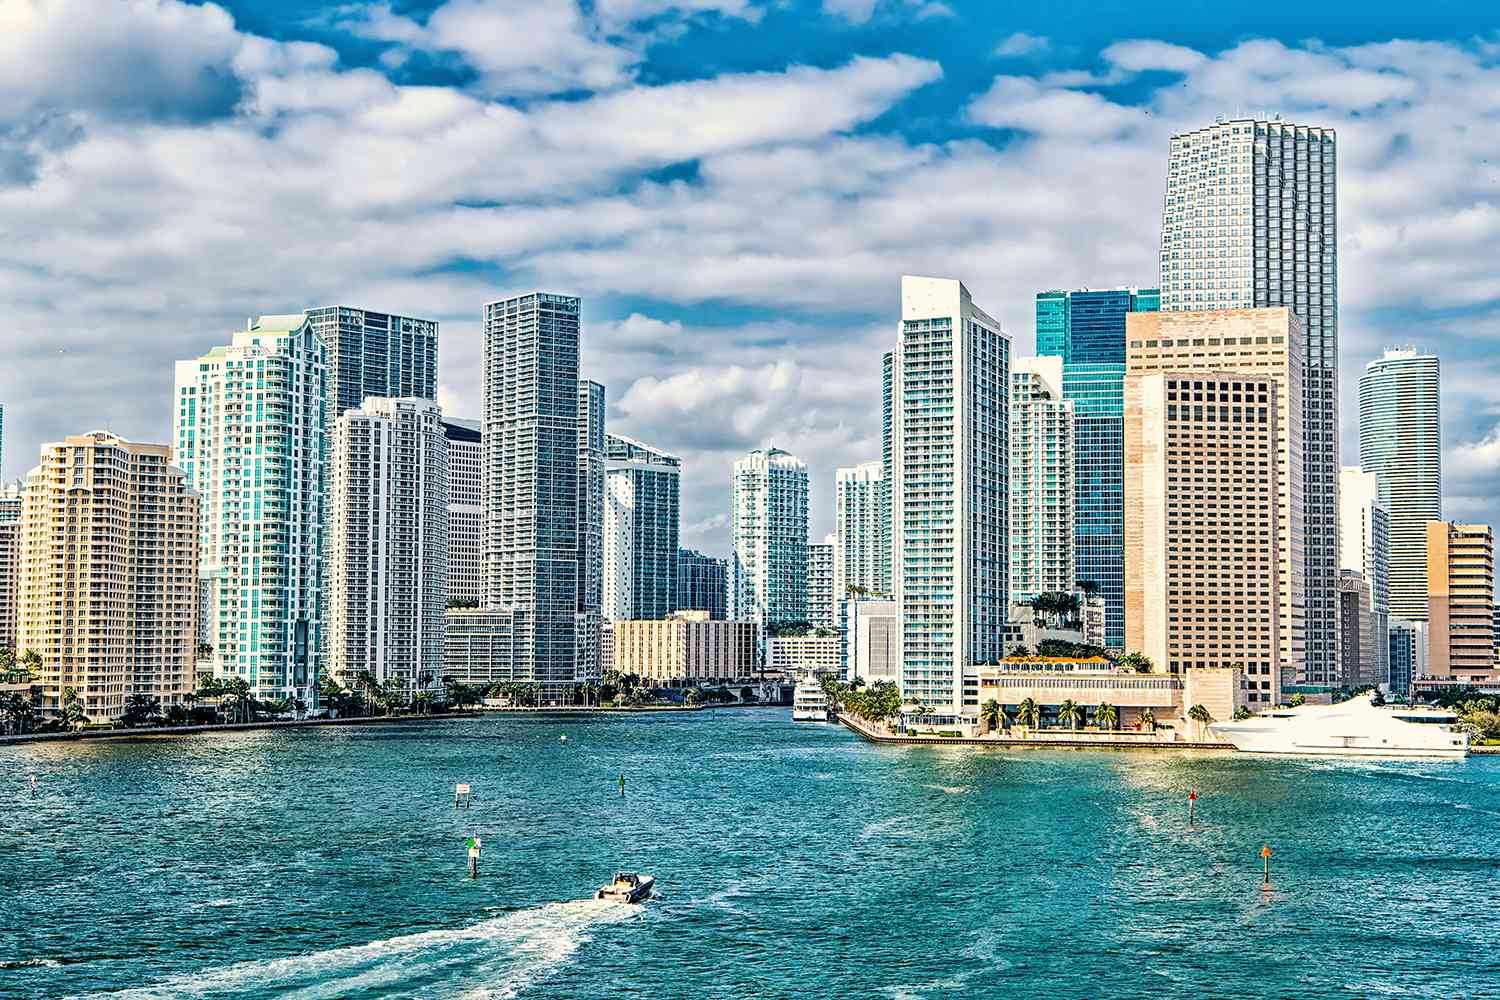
[1210,697,1469,759]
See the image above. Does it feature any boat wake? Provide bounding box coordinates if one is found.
[74,899,634,1000]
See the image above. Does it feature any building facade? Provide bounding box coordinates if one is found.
[1337,570,1375,689]
[1126,308,1306,689]
[17,433,199,720]
[843,599,899,685]
[327,398,448,696]
[730,447,808,629]
[611,612,757,685]
[1358,349,1441,623]
[443,608,516,687]
[1160,118,1339,684]
[1388,619,1423,696]
[483,292,585,697]
[1125,372,1282,705]
[304,306,438,421]
[1339,466,1390,688]
[807,534,835,628]
[834,461,888,600]
[603,433,680,621]
[1035,288,1159,650]
[175,316,326,705]
[442,418,484,605]
[1008,356,1074,607]
[766,632,840,676]
[0,518,15,653]
[1424,522,1495,686]
[891,276,1010,714]
[676,549,728,620]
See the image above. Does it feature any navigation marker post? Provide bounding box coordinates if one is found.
[467,836,482,879]
[455,782,471,808]
[1188,789,1197,827]
[1261,844,1272,888]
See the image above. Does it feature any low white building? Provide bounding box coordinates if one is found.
[843,599,899,685]
[765,633,840,677]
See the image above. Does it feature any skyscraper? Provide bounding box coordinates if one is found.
[1008,356,1074,608]
[442,418,484,605]
[1358,349,1441,622]
[1126,307,1305,691]
[1125,373,1282,703]
[484,292,584,697]
[676,549,728,620]
[1424,521,1495,687]
[304,306,438,421]
[0,516,15,653]
[1339,467,1390,687]
[603,433,680,621]
[807,534,835,628]
[17,432,199,720]
[175,316,327,705]
[834,461,888,600]
[576,381,606,679]
[891,276,1009,714]
[1160,117,1339,682]
[731,447,808,630]
[327,398,448,696]
[1034,288,1158,648]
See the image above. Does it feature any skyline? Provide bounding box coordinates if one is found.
[4,2,1500,557]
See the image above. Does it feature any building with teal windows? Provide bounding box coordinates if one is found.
[174,316,328,706]
[1035,288,1158,649]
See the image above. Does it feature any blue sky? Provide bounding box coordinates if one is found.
[3,0,1500,554]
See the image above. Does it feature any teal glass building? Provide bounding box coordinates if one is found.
[1035,288,1158,649]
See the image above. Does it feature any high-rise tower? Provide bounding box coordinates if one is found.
[1008,356,1074,608]
[891,276,1009,715]
[175,316,327,705]
[731,447,808,630]
[483,292,583,697]
[603,433,680,621]
[304,306,438,421]
[1160,117,1339,682]
[327,397,448,696]
[1358,349,1441,622]
[1034,288,1158,648]
[834,462,888,601]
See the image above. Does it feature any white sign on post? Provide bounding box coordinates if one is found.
[456,783,471,794]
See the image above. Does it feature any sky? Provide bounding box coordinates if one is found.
[3,0,1500,557]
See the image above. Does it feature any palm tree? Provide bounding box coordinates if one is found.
[980,699,1002,734]
[59,686,88,731]
[0,692,35,735]
[1140,708,1156,732]
[1057,699,1082,730]
[1095,702,1118,731]
[1015,697,1040,732]
[1289,693,1306,707]
[222,677,252,724]
[122,693,162,728]
[1117,652,1153,674]
[1187,704,1212,739]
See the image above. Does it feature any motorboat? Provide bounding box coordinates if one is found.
[595,871,654,903]
[1210,694,1468,758]
[792,675,830,722]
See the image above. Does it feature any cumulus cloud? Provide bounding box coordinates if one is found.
[6,10,1500,546]
[821,0,953,24]
[994,32,1050,58]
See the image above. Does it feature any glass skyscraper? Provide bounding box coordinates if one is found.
[603,433,680,621]
[303,306,438,421]
[1159,117,1340,682]
[1034,287,1158,649]
[1358,349,1441,623]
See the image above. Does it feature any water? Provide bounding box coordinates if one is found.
[2,710,1498,1000]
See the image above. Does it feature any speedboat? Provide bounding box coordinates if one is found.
[1210,693,1468,758]
[595,871,654,903]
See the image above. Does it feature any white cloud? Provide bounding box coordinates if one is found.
[0,0,243,123]
[966,77,1148,138]
[821,0,953,24]
[994,32,1050,58]
[1102,39,1207,74]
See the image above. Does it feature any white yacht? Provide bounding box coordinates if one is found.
[1210,694,1468,758]
[792,675,830,722]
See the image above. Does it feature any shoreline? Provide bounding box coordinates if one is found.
[0,702,778,747]
[0,711,484,747]
[838,713,1232,751]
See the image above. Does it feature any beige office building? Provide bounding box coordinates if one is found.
[17,433,199,720]
[1126,308,1305,693]
[1125,372,1282,704]
[1424,522,1495,686]
[612,611,757,685]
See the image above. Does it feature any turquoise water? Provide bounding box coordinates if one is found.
[2,710,1498,999]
